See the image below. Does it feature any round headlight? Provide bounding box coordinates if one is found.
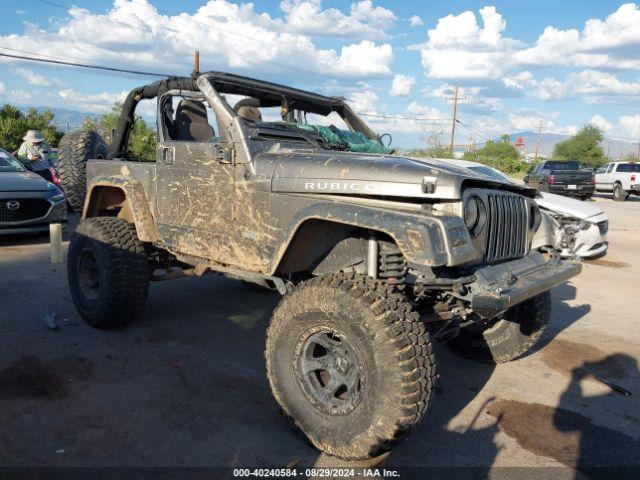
[464,195,486,237]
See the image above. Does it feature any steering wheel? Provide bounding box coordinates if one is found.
[380,133,392,147]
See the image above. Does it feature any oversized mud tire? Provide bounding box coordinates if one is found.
[613,183,628,202]
[58,131,109,212]
[447,291,550,363]
[68,217,149,329]
[265,272,436,459]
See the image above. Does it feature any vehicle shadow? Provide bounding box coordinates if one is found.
[0,257,592,475]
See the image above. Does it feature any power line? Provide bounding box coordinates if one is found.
[359,112,451,122]
[0,50,167,77]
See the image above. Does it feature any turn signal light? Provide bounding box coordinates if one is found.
[548,175,555,184]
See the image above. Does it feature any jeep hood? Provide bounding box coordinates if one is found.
[267,150,536,200]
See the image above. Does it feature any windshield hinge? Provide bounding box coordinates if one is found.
[215,145,234,164]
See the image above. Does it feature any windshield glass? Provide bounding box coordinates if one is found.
[468,165,512,183]
[545,161,582,170]
[0,150,25,172]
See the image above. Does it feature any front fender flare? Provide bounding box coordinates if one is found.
[271,201,478,273]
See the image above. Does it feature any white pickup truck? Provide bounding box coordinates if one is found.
[595,161,640,201]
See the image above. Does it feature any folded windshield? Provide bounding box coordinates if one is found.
[255,121,393,155]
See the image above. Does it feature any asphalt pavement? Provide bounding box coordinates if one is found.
[0,194,638,478]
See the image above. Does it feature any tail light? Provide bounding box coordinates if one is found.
[591,176,595,184]
[548,175,555,184]
[632,174,636,182]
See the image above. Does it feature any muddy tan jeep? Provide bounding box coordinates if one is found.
[59,72,581,459]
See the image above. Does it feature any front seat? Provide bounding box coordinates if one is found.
[174,99,215,142]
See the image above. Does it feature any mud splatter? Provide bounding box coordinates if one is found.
[584,259,630,268]
[541,339,634,379]
[487,399,640,468]
[0,356,93,400]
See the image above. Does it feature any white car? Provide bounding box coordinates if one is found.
[594,161,640,201]
[440,160,609,258]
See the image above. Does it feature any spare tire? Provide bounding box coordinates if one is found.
[58,131,109,212]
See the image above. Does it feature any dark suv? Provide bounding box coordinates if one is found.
[525,160,594,200]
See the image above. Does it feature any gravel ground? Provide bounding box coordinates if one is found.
[0,193,638,479]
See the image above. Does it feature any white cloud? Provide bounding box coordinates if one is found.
[516,3,640,70]
[503,69,640,102]
[0,0,394,80]
[57,88,127,113]
[619,114,640,138]
[349,89,379,113]
[9,89,32,102]
[416,6,521,79]
[12,68,65,87]
[409,15,423,27]
[389,74,415,97]
[590,114,613,133]
[0,82,4,95]
[406,101,444,117]
[281,0,396,39]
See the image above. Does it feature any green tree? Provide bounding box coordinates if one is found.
[0,104,64,152]
[84,102,156,162]
[463,134,530,174]
[553,124,605,167]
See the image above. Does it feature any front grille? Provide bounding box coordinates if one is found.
[484,193,528,263]
[597,220,608,236]
[0,198,50,223]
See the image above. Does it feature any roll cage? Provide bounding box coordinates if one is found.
[107,71,378,160]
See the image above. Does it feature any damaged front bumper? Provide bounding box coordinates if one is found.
[464,252,581,318]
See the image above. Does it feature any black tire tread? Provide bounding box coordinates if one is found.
[447,291,550,364]
[69,217,149,328]
[265,272,436,459]
[58,131,108,212]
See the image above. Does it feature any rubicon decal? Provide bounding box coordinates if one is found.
[304,181,381,192]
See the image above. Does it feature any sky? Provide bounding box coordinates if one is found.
[0,0,639,150]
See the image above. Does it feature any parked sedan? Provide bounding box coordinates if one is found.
[449,160,608,258]
[0,148,67,235]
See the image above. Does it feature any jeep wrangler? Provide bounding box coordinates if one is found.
[59,72,581,460]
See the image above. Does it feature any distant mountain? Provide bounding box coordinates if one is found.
[16,105,100,134]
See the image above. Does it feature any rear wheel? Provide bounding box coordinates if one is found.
[265,273,436,459]
[68,217,150,328]
[613,183,628,202]
[58,131,109,212]
[446,292,550,363]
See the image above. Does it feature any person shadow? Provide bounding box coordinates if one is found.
[554,354,640,479]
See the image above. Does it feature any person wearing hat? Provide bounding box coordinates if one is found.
[17,130,54,183]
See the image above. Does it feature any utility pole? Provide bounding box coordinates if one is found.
[447,85,460,154]
[194,50,200,74]
[534,120,543,162]
[606,139,611,160]
[637,141,640,160]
